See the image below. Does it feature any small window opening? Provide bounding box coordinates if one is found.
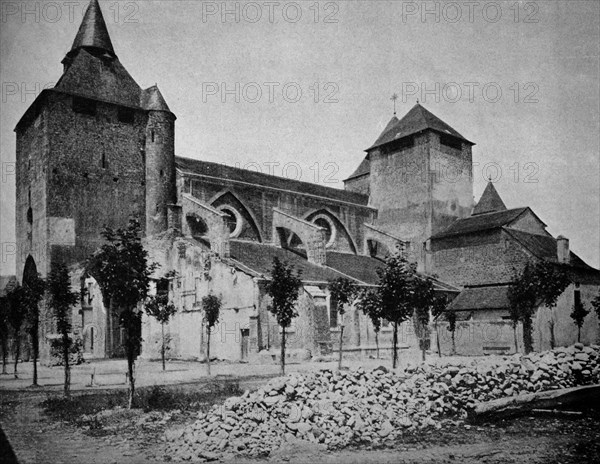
[117,106,135,124]
[156,203,160,214]
[83,172,89,179]
[26,207,33,224]
[90,327,94,351]
[440,134,462,151]
[28,189,31,205]
[151,130,155,142]
[101,153,107,169]
[28,158,31,169]
[72,96,97,116]
[113,177,118,183]
[160,169,164,177]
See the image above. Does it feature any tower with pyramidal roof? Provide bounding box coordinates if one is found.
[345,103,476,265]
[15,0,176,356]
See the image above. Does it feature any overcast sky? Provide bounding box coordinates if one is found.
[1,0,599,275]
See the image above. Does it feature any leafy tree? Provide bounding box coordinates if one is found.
[201,294,221,376]
[356,289,382,359]
[265,257,302,375]
[328,277,358,370]
[22,273,45,386]
[47,262,79,397]
[570,298,589,343]
[0,296,9,374]
[508,296,521,353]
[445,310,457,355]
[376,252,416,369]
[146,284,177,371]
[87,219,158,408]
[5,286,25,377]
[508,261,571,353]
[430,295,448,358]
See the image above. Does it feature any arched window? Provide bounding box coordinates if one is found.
[217,205,243,238]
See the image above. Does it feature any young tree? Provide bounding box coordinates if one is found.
[409,274,439,362]
[0,296,9,375]
[265,257,302,375]
[570,299,589,343]
[201,293,221,376]
[508,261,571,353]
[430,295,448,358]
[376,252,415,369]
[328,277,358,370]
[508,298,521,353]
[5,286,25,378]
[356,289,382,359]
[87,219,157,408]
[146,289,177,371]
[22,274,45,386]
[47,262,79,396]
[445,310,457,355]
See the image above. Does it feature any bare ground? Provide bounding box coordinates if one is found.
[1,384,599,464]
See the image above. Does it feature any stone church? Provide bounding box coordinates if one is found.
[14,0,599,362]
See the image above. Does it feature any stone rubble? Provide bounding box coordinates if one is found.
[164,344,600,461]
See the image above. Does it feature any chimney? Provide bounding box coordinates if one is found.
[556,235,569,263]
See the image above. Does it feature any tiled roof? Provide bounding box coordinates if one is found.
[71,0,115,56]
[344,157,370,181]
[176,157,371,207]
[367,104,473,151]
[431,207,528,239]
[472,182,507,215]
[326,252,383,284]
[448,285,511,311]
[503,228,600,280]
[228,241,350,283]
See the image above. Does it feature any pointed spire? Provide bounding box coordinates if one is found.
[141,85,172,113]
[71,0,115,56]
[472,182,507,216]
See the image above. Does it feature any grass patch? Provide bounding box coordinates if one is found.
[42,380,242,424]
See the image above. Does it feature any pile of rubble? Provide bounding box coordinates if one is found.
[165,344,600,461]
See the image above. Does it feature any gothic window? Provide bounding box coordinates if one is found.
[72,96,97,116]
[217,205,243,238]
[117,106,135,124]
[312,214,336,248]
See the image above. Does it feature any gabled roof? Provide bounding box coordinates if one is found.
[431,207,529,239]
[366,104,473,151]
[71,0,115,56]
[472,182,507,215]
[448,285,511,311]
[176,157,372,208]
[503,228,600,281]
[344,157,370,181]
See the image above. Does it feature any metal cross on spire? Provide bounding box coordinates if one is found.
[391,93,398,115]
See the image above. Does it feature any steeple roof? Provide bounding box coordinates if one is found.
[70,0,115,56]
[367,103,473,151]
[472,182,507,215]
[141,85,172,113]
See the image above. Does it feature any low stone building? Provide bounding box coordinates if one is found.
[425,182,600,355]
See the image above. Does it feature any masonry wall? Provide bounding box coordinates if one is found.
[45,92,147,267]
[428,229,535,287]
[181,173,374,254]
[344,174,370,196]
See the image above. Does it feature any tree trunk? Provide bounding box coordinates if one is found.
[13,335,20,378]
[523,316,534,354]
[32,330,38,386]
[577,326,581,343]
[435,321,442,358]
[549,321,556,349]
[392,322,398,369]
[207,326,211,376]
[1,337,7,374]
[337,322,344,371]
[127,343,135,409]
[375,331,379,359]
[451,330,456,356]
[513,325,519,353]
[63,333,70,397]
[280,326,286,375]
[161,323,166,371]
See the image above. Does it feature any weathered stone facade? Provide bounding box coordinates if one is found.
[14,0,599,363]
